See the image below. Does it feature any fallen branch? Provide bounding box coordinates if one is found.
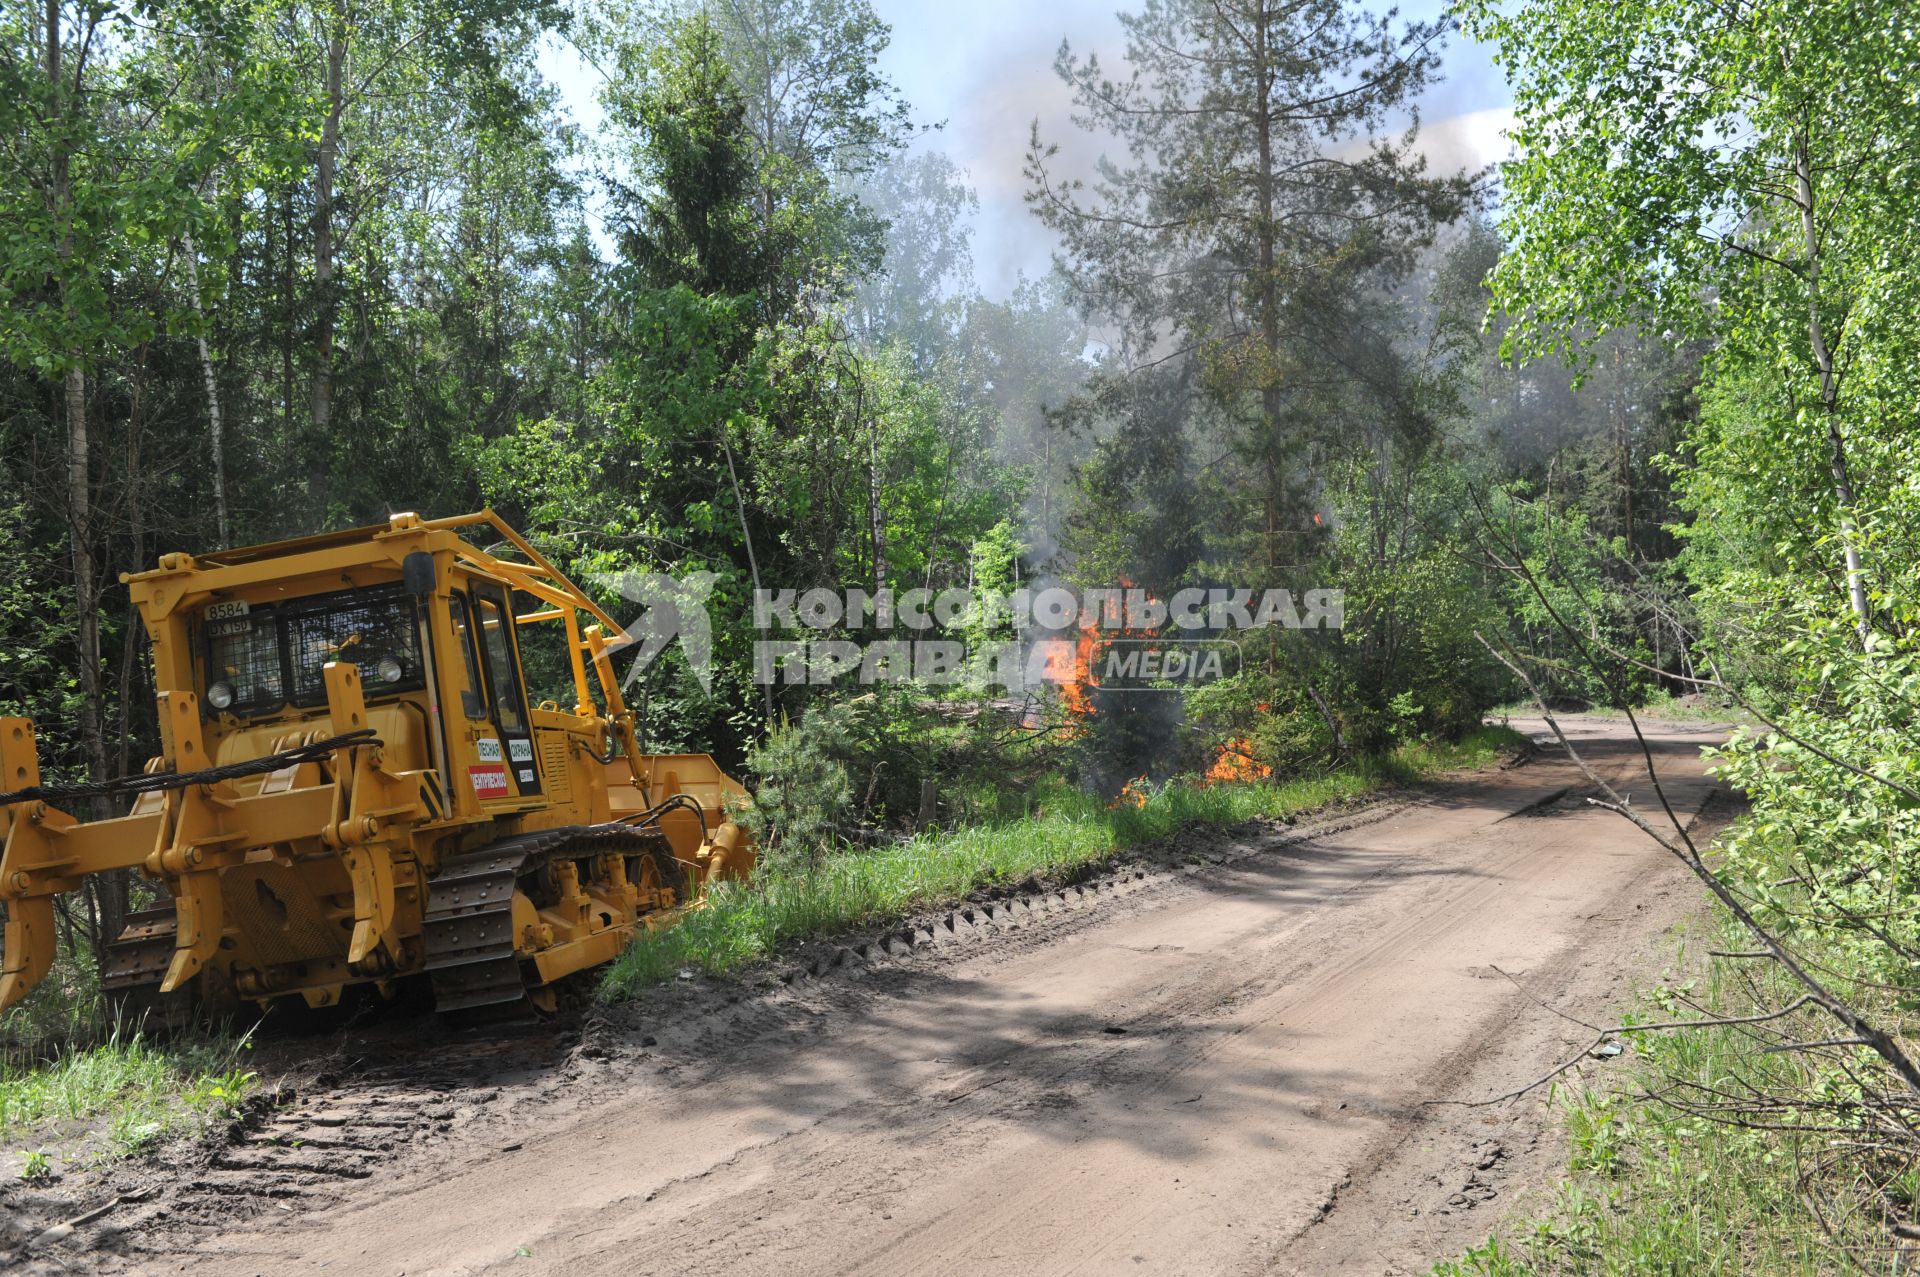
[27,1187,149,1250]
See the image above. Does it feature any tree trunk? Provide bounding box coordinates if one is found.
[47,0,128,951]
[184,234,230,544]
[1795,130,1871,641]
[1251,5,1288,575]
[117,344,150,780]
[1614,342,1633,560]
[720,425,774,719]
[282,186,295,437]
[868,418,888,595]
[311,23,345,503]
[1252,5,1282,674]
[46,1,107,790]
[66,370,106,787]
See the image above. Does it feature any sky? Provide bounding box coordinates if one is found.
[540,1,1518,300]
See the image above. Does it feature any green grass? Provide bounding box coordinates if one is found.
[599,725,1526,1000]
[1,1026,257,1172]
[2,934,107,1060]
[1,921,258,1175]
[1433,920,1896,1276]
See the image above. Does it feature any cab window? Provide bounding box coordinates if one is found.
[447,594,488,720]
[471,591,528,734]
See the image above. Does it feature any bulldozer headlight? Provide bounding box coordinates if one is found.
[376,656,405,684]
[207,681,236,711]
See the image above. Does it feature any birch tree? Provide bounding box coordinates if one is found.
[0,0,248,790]
[1460,0,1920,642]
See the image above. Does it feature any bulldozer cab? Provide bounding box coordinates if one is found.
[0,511,753,1019]
[175,515,622,820]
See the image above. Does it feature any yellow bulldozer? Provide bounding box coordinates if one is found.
[0,511,753,1020]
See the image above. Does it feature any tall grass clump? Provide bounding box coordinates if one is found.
[1,1024,257,1167]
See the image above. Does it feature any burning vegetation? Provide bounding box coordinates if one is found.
[1204,740,1273,784]
[1042,584,1281,798]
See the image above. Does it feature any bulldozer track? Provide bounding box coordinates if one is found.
[98,909,200,1032]
[90,822,685,1026]
[423,822,681,1016]
[89,1036,572,1244]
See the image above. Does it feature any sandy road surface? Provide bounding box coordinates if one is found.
[148,716,1728,1277]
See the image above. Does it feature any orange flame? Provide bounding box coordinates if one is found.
[1204,739,1272,784]
[1110,775,1153,808]
[1060,622,1097,720]
[1050,578,1165,728]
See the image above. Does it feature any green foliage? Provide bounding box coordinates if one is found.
[472,10,1019,768]
[737,703,857,864]
[1034,0,1474,639]
[0,0,266,376]
[1323,450,1511,744]
[1461,0,1920,989]
[1460,0,1920,360]
[1462,0,1920,644]
[589,0,910,315]
[1676,344,1920,695]
[1185,668,1336,774]
[738,685,1032,858]
[19,1148,51,1183]
[0,501,80,758]
[1707,644,1920,992]
[1450,6,1920,1268]
[607,14,769,299]
[1478,484,1663,710]
[0,932,104,1064]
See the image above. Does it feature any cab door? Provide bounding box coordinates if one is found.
[466,582,542,798]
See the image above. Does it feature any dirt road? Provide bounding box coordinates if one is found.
[138,717,1727,1276]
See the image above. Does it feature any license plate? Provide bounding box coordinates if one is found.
[205,599,251,621]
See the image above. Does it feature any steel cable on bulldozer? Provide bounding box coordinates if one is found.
[0,728,383,808]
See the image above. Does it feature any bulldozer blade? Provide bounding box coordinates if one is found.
[0,895,56,1011]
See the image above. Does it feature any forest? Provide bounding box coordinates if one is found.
[4,0,1920,1269]
[0,0,1697,832]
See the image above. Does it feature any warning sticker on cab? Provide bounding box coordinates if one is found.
[469,765,510,798]
[475,738,504,762]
